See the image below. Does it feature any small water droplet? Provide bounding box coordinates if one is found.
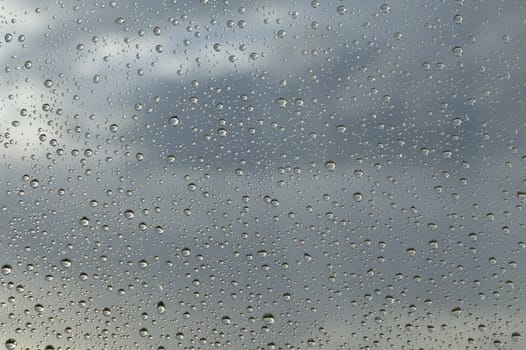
[5,339,17,350]
[169,116,180,126]
[262,313,275,325]
[452,46,464,56]
[1,264,12,275]
[451,306,462,317]
[60,259,72,268]
[157,302,166,314]
[79,217,90,227]
[275,98,287,108]
[325,160,336,171]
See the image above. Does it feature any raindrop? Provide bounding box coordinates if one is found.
[169,116,180,126]
[157,302,166,314]
[79,217,90,227]
[451,307,462,317]
[262,314,276,324]
[352,192,363,202]
[275,98,287,108]
[452,46,464,56]
[5,339,17,350]
[325,161,336,171]
[60,259,72,268]
[34,304,44,313]
[1,265,12,275]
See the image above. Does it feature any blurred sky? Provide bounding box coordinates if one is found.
[1,0,525,349]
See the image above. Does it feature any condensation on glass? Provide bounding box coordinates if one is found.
[0,0,525,349]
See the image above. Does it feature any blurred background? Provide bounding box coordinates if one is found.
[0,0,525,349]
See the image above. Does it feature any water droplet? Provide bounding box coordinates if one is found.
[169,116,180,126]
[275,98,287,108]
[34,304,44,313]
[451,306,462,317]
[352,192,363,202]
[452,46,464,56]
[262,313,275,324]
[157,302,166,314]
[336,5,347,15]
[325,160,336,171]
[1,264,12,275]
[79,217,90,227]
[60,259,72,268]
[380,4,391,13]
[5,339,17,350]
[452,117,462,126]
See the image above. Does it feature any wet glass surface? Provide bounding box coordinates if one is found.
[0,0,525,349]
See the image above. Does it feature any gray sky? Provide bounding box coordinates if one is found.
[1,0,525,349]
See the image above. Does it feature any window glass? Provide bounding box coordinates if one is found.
[1,0,525,349]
